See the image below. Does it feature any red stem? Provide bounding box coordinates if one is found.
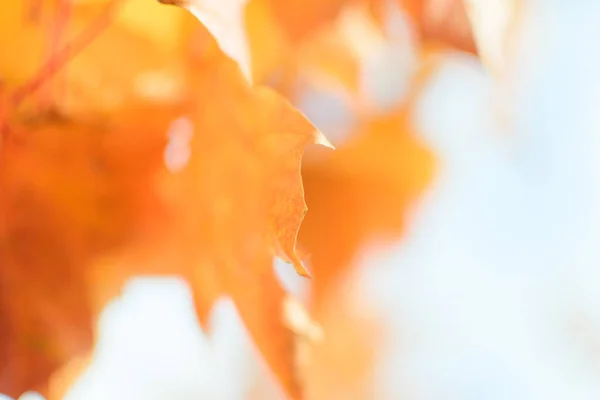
[50,0,73,105]
[11,0,124,107]
[37,0,73,110]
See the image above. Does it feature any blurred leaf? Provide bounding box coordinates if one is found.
[0,2,331,398]
[149,38,332,399]
[300,109,434,301]
[0,105,169,397]
[299,51,440,303]
[243,0,477,94]
[396,0,476,53]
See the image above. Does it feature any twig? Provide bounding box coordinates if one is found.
[11,0,125,106]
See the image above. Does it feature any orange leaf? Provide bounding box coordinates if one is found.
[0,105,169,398]
[1,3,331,398]
[242,0,476,96]
[397,0,476,53]
[151,37,331,397]
[299,52,440,303]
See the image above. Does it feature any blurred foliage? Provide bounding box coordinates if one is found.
[0,0,485,398]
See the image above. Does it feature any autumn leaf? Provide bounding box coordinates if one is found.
[1,1,333,398]
[298,50,439,304]
[89,38,333,400]
[242,0,477,93]
[296,2,384,97]
[0,12,179,389]
[243,0,364,91]
[0,105,170,398]
[0,0,453,398]
[396,0,476,53]
[249,283,383,400]
[299,110,433,302]
[149,35,332,398]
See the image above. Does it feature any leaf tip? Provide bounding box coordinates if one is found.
[291,254,312,279]
[315,130,334,150]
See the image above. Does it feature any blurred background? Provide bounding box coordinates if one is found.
[4,0,600,399]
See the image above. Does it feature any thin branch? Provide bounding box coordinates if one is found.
[11,0,125,106]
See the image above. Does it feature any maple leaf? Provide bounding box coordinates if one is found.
[298,51,439,304]
[248,286,382,400]
[300,109,434,302]
[294,2,384,97]
[242,0,361,91]
[148,35,332,398]
[0,105,170,398]
[1,2,331,398]
[244,0,383,100]
[235,0,480,105]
